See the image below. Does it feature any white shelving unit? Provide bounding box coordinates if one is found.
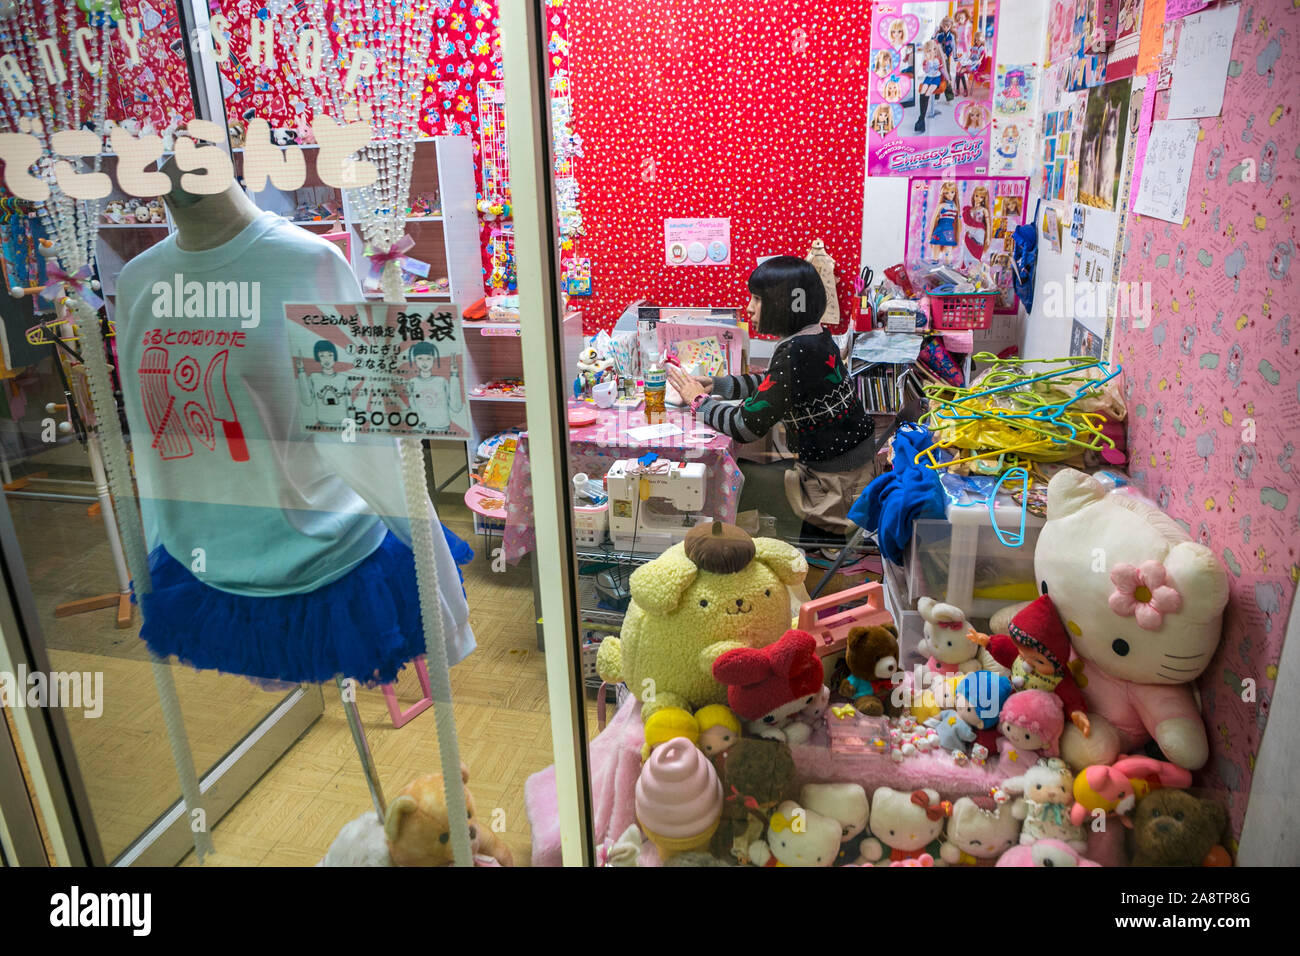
[460,316,525,535]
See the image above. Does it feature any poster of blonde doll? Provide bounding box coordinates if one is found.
[867,0,999,177]
[905,176,1029,312]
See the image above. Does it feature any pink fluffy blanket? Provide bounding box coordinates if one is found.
[526,696,645,867]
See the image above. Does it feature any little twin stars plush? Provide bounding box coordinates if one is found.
[977,595,1089,733]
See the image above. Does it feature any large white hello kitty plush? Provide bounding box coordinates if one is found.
[1035,470,1229,771]
[747,800,841,867]
[938,796,1021,866]
[860,787,949,865]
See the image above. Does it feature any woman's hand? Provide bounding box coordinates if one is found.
[666,365,710,406]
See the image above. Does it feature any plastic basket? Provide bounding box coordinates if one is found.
[927,292,997,330]
[581,640,600,680]
[574,502,609,546]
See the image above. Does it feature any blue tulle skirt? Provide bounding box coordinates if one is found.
[139,527,472,685]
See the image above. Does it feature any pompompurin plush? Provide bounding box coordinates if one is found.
[596,522,806,719]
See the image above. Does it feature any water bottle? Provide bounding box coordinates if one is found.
[644,362,666,417]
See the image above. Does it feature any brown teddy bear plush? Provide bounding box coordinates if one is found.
[384,766,514,866]
[837,624,900,716]
[1130,789,1228,867]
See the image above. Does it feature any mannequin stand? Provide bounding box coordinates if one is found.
[337,676,387,819]
[52,429,134,629]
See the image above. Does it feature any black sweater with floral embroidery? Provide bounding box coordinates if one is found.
[698,327,875,470]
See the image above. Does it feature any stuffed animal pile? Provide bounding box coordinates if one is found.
[603,472,1234,867]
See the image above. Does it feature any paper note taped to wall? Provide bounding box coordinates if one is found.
[1132,119,1200,224]
[1167,3,1240,119]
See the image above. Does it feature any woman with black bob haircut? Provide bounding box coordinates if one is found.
[668,255,876,547]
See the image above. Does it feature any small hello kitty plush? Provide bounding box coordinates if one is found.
[748,800,841,867]
[860,787,950,865]
[939,796,1021,866]
[997,690,1065,767]
[797,684,831,733]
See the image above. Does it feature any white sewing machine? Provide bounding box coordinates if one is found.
[605,458,708,552]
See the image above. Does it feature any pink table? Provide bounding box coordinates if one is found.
[501,402,743,564]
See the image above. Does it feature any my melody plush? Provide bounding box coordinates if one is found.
[383,767,514,867]
[1069,754,1192,828]
[1034,469,1229,770]
[713,629,825,745]
[996,839,1100,867]
[928,670,1013,757]
[836,623,900,717]
[800,782,871,866]
[1004,758,1088,851]
[1129,789,1230,867]
[938,796,1021,866]
[748,799,842,867]
[860,787,950,865]
[973,595,1090,735]
[997,689,1065,766]
[596,522,806,719]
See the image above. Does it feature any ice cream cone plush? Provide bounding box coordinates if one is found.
[636,736,723,860]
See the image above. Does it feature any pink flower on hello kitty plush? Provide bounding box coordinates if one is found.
[890,852,934,867]
[1108,561,1182,630]
[997,690,1065,766]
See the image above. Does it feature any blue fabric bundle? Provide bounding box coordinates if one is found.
[140,528,471,685]
[848,422,946,564]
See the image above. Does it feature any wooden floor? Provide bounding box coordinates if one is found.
[6,445,590,867]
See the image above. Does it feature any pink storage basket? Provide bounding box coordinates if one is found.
[927,291,997,330]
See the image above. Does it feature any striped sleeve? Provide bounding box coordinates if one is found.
[698,349,792,443]
[711,372,764,400]
[697,395,762,442]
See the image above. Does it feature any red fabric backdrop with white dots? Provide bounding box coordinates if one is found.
[568,0,873,333]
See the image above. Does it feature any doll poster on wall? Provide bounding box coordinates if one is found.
[990,63,1038,176]
[1076,77,1132,210]
[867,1,1000,177]
[285,303,470,441]
[904,176,1029,312]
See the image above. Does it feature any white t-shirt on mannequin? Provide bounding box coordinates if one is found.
[115,211,474,665]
